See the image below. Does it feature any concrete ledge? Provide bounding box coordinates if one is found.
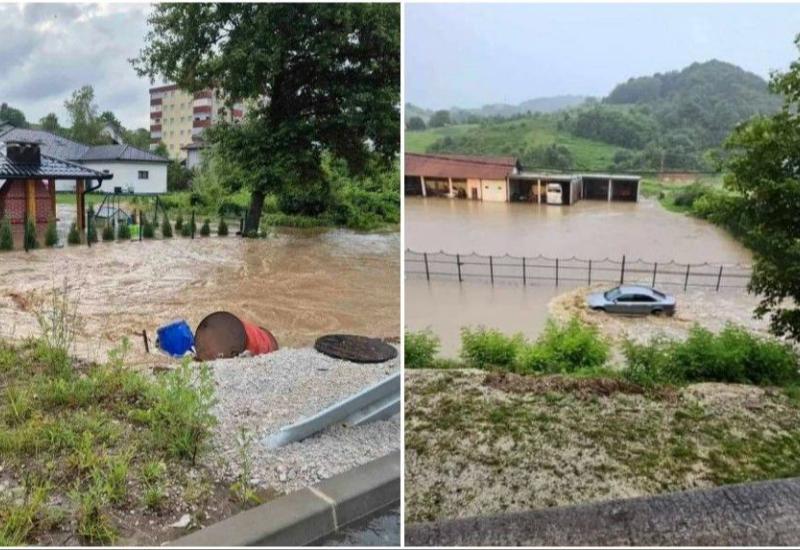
[406,476,800,546]
[169,451,400,547]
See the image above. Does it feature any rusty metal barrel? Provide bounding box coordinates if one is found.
[194,311,279,361]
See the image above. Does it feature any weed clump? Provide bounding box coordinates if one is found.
[460,327,524,369]
[405,329,440,369]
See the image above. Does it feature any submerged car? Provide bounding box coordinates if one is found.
[586,285,676,316]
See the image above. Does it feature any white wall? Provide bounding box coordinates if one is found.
[81,161,168,194]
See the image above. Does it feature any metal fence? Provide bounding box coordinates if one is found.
[405,249,752,291]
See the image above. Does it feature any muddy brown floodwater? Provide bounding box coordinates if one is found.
[0,229,399,367]
[405,197,754,357]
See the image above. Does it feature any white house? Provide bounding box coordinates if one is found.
[0,126,169,194]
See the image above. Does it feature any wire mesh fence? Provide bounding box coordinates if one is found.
[405,249,752,291]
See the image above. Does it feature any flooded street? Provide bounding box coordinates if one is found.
[405,197,754,357]
[0,229,399,366]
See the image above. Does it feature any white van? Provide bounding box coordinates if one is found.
[546,183,563,205]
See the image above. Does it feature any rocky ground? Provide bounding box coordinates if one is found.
[405,368,800,524]
[204,346,400,493]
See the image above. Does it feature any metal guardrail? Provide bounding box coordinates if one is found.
[264,372,401,448]
[405,249,753,291]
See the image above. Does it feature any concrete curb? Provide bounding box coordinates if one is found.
[406,476,800,546]
[169,451,400,547]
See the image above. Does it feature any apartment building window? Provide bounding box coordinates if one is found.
[138,170,149,180]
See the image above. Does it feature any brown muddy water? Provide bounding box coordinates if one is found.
[405,197,754,357]
[0,229,399,366]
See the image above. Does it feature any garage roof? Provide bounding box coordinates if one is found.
[405,153,519,180]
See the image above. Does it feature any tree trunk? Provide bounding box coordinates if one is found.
[244,188,265,237]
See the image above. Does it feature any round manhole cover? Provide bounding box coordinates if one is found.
[314,334,398,363]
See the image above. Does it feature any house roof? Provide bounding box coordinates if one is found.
[78,144,169,164]
[405,153,519,180]
[0,127,168,164]
[0,152,113,180]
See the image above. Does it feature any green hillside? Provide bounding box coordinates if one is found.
[408,60,782,172]
[406,116,623,171]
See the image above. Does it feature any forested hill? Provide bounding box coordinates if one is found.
[409,60,783,172]
[603,60,781,149]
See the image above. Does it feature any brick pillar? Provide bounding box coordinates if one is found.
[25,179,36,221]
[49,178,56,218]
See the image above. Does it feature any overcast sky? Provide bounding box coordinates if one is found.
[406,3,800,110]
[0,3,154,130]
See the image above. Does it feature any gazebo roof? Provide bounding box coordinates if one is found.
[0,152,113,180]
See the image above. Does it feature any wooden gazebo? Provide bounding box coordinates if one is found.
[0,140,113,247]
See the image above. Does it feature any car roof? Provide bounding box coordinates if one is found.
[616,285,660,296]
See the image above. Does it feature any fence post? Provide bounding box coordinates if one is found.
[716,265,723,292]
[456,254,462,283]
[620,255,626,285]
[423,252,430,281]
[522,257,527,286]
[139,209,143,241]
[588,259,592,285]
[191,210,196,239]
[684,264,691,291]
[652,262,658,287]
[489,255,494,285]
[555,258,559,287]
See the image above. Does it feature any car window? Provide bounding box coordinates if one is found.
[616,295,635,302]
[604,288,621,300]
[634,294,656,302]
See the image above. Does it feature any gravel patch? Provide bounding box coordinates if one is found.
[204,346,400,493]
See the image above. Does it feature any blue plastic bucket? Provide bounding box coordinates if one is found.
[156,320,195,357]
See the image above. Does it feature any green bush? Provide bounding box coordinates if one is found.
[161,216,173,238]
[117,222,131,240]
[174,213,184,232]
[672,183,709,208]
[180,221,192,237]
[460,327,524,368]
[622,324,800,387]
[217,218,229,236]
[405,329,440,369]
[23,219,38,250]
[0,217,14,250]
[516,317,610,374]
[142,215,155,239]
[44,218,58,247]
[200,219,210,236]
[67,223,81,245]
[101,223,114,242]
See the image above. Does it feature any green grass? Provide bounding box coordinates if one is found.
[406,119,625,170]
[639,177,725,213]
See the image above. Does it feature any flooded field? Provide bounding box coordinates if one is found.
[405,197,754,356]
[0,228,399,366]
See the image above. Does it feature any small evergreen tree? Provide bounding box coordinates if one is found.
[181,221,192,237]
[175,213,184,232]
[44,217,58,247]
[200,219,210,236]
[87,205,98,243]
[117,221,131,240]
[24,219,38,250]
[142,213,155,239]
[217,217,229,236]
[161,215,173,238]
[0,218,13,250]
[102,222,115,241]
[67,222,81,245]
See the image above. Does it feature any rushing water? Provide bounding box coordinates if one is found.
[405,196,753,356]
[0,227,399,366]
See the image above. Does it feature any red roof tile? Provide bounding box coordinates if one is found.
[405,153,517,180]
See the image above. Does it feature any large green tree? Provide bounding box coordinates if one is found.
[723,36,800,341]
[0,103,27,128]
[133,3,400,233]
[64,86,108,145]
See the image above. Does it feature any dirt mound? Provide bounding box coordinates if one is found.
[482,371,675,400]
